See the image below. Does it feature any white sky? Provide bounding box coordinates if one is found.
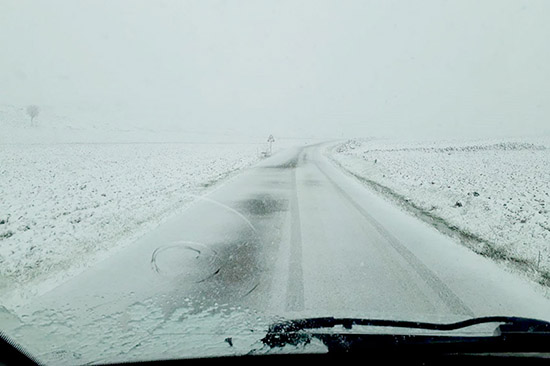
[1,0,549,138]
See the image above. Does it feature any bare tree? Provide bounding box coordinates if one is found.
[26,105,39,126]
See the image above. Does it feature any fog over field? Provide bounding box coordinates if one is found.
[1,0,550,141]
[2,0,550,298]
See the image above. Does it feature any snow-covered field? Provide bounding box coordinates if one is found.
[0,142,273,302]
[330,138,550,285]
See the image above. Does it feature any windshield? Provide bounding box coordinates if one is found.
[1,0,550,364]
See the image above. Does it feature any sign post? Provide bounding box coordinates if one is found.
[267,134,275,156]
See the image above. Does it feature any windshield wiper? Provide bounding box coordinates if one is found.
[263,316,550,354]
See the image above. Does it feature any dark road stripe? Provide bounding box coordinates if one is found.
[286,155,305,312]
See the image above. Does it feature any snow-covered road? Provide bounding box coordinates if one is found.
[3,143,550,364]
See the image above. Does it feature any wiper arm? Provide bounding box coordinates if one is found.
[263,316,550,352]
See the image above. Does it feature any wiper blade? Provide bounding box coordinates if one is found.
[263,316,550,351]
[266,316,550,335]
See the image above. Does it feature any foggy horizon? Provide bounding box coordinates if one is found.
[2,0,550,140]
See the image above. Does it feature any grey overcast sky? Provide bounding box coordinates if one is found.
[1,0,549,138]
